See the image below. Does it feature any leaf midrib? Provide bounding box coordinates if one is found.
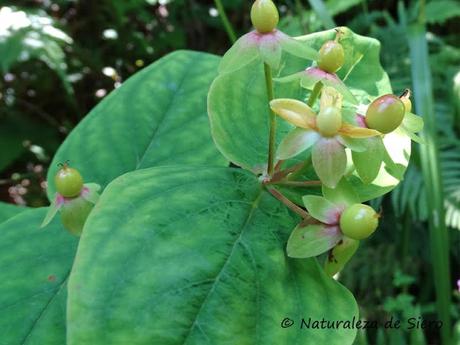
[180,187,263,345]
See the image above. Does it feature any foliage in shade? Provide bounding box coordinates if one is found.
[0,201,26,223]
[46,51,227,200]
[67,166,358,345]
[0,208,78,344]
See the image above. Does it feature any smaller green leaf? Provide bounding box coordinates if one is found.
[323,178,360,207]
[302,195,342,224]
[324,237,359,277]
[81,183,101,204]
[312,138,347,188]
[287,224,342,258]
[352,137,385,184]
[277,128,320,159]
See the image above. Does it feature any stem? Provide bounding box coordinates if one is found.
[270,180,321,187]
[307,82,323,107]
[267,187,311,220]
[264,63,276,177]
[213,0,237,44]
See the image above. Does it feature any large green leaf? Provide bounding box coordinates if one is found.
[0,208,78,344]
[68,166,358,345]
[0,201,26,223]
[47,50,227,199]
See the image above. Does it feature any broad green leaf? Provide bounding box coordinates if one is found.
[0,208,78,344]
[47,50,227,200]
[208,58,304,173]
[287,224,342,258]
[68,166,358,345]
[0,201,26,223]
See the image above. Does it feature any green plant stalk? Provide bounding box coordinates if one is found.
[264,63,276,177]
[213,0,237,44]
[307,0,336,29]
[307,82,323,107]
[407,23,452,345]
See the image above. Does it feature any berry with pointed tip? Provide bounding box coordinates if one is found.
[55,165,83,198]
[317,106,342,137]
[250,0,279,34]
[340,204,379,240]
[400,89,412,113]
[365,94,405,134]
[317,40,344,73]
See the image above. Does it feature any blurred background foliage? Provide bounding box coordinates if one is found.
[0,0,459,344]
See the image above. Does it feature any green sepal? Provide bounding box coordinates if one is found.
[302,195,342,224]
[276,128,320,160]
[312,137,347,188]
[280,35,319,61]
[82,183,101,205]
[324,237,360,277]
[287,224,342,258]
[402,112,424,133]
[300,68,358,105]
[219,33,259,74]
[352,136,385,184]
[61,197,95,236]
[322,178,360,207]
[41,194,63,228]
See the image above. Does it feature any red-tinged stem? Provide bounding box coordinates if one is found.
[267,187,311,220]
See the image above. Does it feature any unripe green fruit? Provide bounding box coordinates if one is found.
[317,40,345,73]
[55,166,84,198]
[250,0,279,33]
[339,204,378,240]
[61,197,94,236]
[365,94,405,134]
[317,106,342,137]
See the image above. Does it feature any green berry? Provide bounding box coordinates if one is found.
[365,94,405,134]
[55,165,84,198]
[317,40,344,73]
[317,106,342,137]
[250,0,279,34]
[339,204,379,240]
[400,89,412,113]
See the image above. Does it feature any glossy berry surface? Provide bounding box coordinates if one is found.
[339,204,378,240]
[365,94,405,134]
[317,40,345,73]
[250,0,279,34]
[317,106,342,137]
[55,165,84,198]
